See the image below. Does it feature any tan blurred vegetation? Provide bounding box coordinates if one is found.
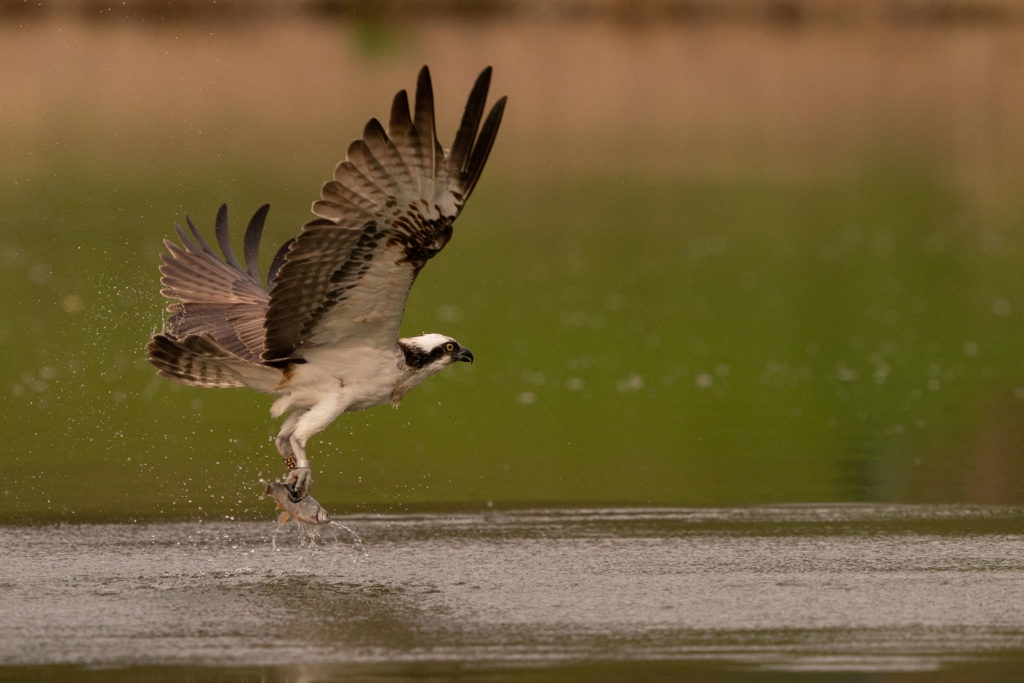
[7,0,1024,24]
[4,0,1024,208]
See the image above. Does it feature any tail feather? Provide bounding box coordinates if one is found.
[146,333,280,391]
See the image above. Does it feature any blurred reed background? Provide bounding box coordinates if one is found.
[3,0,1024,520]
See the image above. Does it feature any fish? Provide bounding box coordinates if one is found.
[260,480,331,526]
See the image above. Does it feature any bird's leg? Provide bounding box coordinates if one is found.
[275,413,310,502]
[283,393,348,501]
[275,412,301,469]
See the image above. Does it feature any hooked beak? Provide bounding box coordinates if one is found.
[456,347,474,364]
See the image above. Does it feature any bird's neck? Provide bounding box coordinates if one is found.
[391,361,446,407]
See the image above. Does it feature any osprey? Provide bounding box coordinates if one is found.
[147,67,506,500]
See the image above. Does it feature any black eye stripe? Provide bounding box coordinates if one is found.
[399,339,458,369]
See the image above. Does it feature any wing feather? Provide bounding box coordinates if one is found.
[317,178,380,220]
[268,238,294,287]
[363,118,416,195]
[183,216,219,257]
[153,204,275,364]
[448,66,491,178]
[346,139,397,198]
[413,66,443,181]
[463,95,507,198]
[388,89,422,196]
[263,66,505,362]
[214,205,245,273]
[333,161,388,210]
[242,204,270,283]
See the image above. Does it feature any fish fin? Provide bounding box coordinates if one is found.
[277,512,291,524]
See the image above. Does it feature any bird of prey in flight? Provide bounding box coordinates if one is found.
[147,67,506,501]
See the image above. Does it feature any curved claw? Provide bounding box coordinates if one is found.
[285,467,312,502]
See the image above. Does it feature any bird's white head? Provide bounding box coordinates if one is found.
[398,333,474,371]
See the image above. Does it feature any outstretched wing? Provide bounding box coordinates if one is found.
[156,204,290,363]
[262,66,506,363]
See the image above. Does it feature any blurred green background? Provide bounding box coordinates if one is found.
[3,1,1024,520]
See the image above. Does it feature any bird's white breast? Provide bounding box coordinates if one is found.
[274,344,405,414]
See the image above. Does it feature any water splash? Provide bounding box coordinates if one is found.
[329,520,367,555]
[267,518,367,556]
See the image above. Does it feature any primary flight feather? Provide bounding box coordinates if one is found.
[147,67,506,500]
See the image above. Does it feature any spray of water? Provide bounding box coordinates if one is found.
[268,518,366,556]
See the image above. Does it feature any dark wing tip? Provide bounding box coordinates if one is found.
[214,204,228,239]
[184,214,217,256]
[363,117,387,142]
[171,224,196,252]
[461,94,507,200]
[470,67,494,107]
[476,65,493,88]
[243,203,271,284]
[389,89,412,134]
[416,66,433,98]
[214,204,245,271]
[448,66,498,180]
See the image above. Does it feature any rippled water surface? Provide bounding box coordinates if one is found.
[3,505,1024,681]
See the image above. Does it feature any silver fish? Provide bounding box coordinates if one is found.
[261,480,331,526]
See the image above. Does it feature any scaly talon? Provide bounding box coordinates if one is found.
[285,466,312,502]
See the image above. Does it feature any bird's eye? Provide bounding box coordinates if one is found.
[445,342,455,352]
